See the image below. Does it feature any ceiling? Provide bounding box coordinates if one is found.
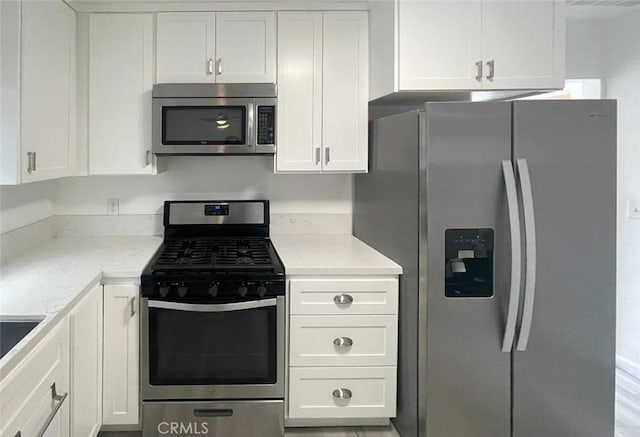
[567,0,640,20]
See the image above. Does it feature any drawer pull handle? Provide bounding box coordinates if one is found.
[332,388,352,400]
[35,383,68,437]
[333,337,353,348]
[333,294,353,305]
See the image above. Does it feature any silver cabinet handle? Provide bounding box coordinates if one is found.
[216,58,222,75]
[486,60,495,80]
[27,152,35,173]
[315,147,321,165]
[333,337,353,348]
[145,150,151,166]
[325,147,330,164]
[333,294,353,305]
[35,383,68,437]
[501,160,522,352]
[332,388,352,400]
[475,60,483,81]
[515,158,537,352]
[33,152,36,171]
[129,296,136,317]
[207,58,214,75]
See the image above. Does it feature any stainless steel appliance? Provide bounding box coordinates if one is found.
[353,101,616,437]
[152,83,276,155]
[140,200,285,437]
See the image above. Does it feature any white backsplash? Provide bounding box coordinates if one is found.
[55,212,351,237]
[0,217,56,263]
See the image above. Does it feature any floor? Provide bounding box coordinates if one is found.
[616,367,640,437]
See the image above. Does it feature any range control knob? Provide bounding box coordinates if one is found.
[159,284,169,298]
[238,284,248,297]
[177,284,188,298]
[257,285,267,297]
[208,283,219,297]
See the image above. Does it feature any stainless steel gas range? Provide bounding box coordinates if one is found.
[139,200,285,437]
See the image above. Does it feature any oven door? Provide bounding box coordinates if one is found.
[152,98,255,155]
[140,296,285,400]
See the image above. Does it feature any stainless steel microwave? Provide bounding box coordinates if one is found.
[152,83,276,155]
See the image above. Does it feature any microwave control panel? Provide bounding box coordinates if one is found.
[257,106,275,145]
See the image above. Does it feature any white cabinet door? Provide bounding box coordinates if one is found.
[216,12,276,83]
[398,0,482,91]
[275,12,323,173]
[103,284,139,426]
[70,284,102,437]
[481,0,565,90]
[89,14,154,175]
[322,12,368,173]
[157,13,216,83]
[20,0,75,183]
[0,319,70,437]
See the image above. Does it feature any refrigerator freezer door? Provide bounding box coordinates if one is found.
[512,100,616,437]
[423,102,512,437]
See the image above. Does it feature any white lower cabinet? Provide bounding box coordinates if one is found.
[70,284,103,437]
[0,319,70,437]
[289,367,397,419]
[287,276,398,423]
[102,284,140,426]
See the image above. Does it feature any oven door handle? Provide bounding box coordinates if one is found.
[148,298,277,312]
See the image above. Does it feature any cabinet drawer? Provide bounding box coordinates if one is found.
[290,278,398,315]
[288,367,396,419]
[0,319,70,437]
[290,315,397,367]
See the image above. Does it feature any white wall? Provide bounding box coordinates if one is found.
[566,17,605,79]
[54,156,352,215]
[603,10,640,376]
[0,182,56,234]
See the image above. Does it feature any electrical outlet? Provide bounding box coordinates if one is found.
[628,200,640,220]
[107,199,119,216]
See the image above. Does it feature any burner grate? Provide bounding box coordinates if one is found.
[152,238,276,272]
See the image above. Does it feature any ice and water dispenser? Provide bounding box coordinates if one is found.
[445,229,494,298]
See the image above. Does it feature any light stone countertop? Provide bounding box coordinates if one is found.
[0,236,162,375]
[0,233,401,376]
[270,234,402,276]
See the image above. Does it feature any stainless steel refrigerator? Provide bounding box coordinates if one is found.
[353,101,616,437]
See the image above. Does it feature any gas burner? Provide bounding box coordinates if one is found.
[141,200,285,299]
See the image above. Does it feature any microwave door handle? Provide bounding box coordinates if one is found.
[247,103,255,149]
[148,298,277,312]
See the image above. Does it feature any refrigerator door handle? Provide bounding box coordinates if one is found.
[515,158,537,351]
[501,160,522,352]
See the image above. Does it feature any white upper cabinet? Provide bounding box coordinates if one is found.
[88,13,155,175]
[321,12,368,172]
[276,11,368,174]
[276,12,323,172]
[398,1,482,91]
[1,0,76,184]
[157,12,276,84]
[216,12,276,83]
[157,13,216,83]
[481,0,565,90]
[369,0,566,99]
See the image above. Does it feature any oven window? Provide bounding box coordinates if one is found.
[162,106,246,145]
[148,304,276,385]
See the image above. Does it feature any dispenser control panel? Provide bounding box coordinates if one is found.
[444,228,494,298]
